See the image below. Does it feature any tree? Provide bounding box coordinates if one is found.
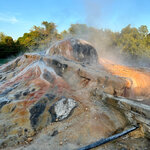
[138,25,148,37]
[1,22,150,62]
[0,33,22,58]
[17,21,62,51]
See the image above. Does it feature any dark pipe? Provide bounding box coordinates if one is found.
[78,125,139,150]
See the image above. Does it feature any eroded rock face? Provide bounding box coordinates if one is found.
[0,39,150,149]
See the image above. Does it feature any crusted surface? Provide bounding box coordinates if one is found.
[0,39,150,149]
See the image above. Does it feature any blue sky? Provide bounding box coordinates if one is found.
[0,0,150,39]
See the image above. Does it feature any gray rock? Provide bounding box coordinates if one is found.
[49,97,77,122]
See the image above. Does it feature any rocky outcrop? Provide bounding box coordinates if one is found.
[46,38,98,64]
[0,38,150,149]
[100,58,150,100]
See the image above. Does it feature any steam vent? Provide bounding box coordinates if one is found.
[0,38,150,149]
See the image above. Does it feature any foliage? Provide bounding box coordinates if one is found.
[17,21,62,51]
[0,32,23,59]
[65,24,150,59]
[1,22,150,62]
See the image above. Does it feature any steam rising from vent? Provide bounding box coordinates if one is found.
[83,0,113,27]
[65,0,149,68]
[83,0,101,27]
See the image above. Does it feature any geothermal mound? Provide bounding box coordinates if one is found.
[46,38,98,64]
[0,38,150,150]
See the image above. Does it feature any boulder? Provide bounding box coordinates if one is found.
[46,38,98,64]
[49,97,77,122]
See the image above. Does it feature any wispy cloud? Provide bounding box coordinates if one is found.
[0,13,18,24]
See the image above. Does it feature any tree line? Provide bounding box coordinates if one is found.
[1,21,150,62]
